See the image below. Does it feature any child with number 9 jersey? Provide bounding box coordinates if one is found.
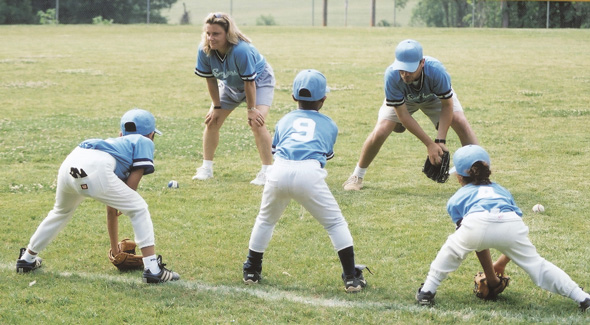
[242,70,370,293]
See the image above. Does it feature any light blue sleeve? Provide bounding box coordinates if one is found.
[131,136,155,175]
[384,65,405,106]
[195,45,213,78]
[424,58,452,99]
[233,42,258,81]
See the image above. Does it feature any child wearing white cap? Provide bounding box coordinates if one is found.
[242,69,370,293]
[416,145,590,311]
[16,108,180,284]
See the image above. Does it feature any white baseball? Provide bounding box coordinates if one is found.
[167,180,179,188]
[532,204,544,213]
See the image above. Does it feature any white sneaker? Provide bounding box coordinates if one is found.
[250,171,266,186]
[343,175,363,191]
[192,166,213,180]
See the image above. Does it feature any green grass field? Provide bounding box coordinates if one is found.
[1,25,590,323]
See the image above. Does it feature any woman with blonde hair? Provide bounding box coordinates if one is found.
[193,12,275,185]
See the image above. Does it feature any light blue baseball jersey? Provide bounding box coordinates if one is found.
[447,183,523,224]
[385,56,453,107]
[195,40,267,91]
[272,109,337,168]
[79,134,155,181]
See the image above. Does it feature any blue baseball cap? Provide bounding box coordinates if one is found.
[449,145,491,177]
[292,69,330,101]
[391,39,423,73]
[120,108,162,136]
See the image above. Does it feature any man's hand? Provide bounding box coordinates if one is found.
[427,142,447,165]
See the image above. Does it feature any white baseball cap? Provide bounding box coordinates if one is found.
[120,108,162,136]
[449,145,491,177]
[391,39,423,73]
[292,69,330,102]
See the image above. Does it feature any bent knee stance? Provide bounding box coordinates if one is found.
[126,205,155,248]
[325,220,353,251]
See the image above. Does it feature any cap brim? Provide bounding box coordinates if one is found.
[449,166,457,174]
[391,60,420,73]
[154,128,163,136]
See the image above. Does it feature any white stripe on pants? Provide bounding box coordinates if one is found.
[425,210,580,298]
[28,147,155,253]
[248,159,353,253]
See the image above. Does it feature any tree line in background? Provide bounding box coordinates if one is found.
[0,0,177,24]
[1,0,589,28]
[413,0,590,28]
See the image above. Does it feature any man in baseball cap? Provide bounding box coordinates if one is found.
[391,39,423,73]
[343,39,478,191]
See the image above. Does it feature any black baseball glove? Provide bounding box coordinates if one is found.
[422,151,450,183]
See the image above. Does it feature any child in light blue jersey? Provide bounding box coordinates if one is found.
[242,69,370,293]
[16,108,180,284]
[416,145,590,311]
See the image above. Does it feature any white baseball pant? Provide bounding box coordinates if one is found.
[248,158,353,253]
[425,210,581,298]
[27,147,155,253]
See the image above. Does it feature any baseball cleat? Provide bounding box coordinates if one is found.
[580,298,590,312]
[343,175,363,191]
[142,255,180,284]
[416,284,436,306]
[342,265,370,293]
[192,166,213,180]
[16,248,42,274]
[243,269,261,284]
[250,171,266,186]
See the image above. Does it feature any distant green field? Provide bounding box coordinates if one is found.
[1,25,590,323]
[164,0,417,27]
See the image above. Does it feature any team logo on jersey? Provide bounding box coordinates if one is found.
[406,92,436,102]
[212,68,238,79]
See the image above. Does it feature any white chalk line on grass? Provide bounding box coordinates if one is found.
[0,263,580,322]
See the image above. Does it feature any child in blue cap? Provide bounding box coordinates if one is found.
[416,145,590,311]
[16,108,179,283]
[242,70,370,292]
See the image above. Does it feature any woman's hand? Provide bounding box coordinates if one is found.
[247,107,265,127]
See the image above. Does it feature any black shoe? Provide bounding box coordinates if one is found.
[142,255,180,284]
[243,268,261,285]
[416,284,436,306]
[16,248,42,274]
[342,265,371,293]
[580,298,590,312]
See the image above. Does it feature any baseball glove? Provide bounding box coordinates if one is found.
[422,151,450,183]
[108,238,144,271]
[473,271,510,300]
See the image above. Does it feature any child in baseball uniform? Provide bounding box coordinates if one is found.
[416,145,590,311]
[16,108,180,284]
[242,69,369,293]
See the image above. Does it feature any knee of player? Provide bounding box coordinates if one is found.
[121,204,149,218]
